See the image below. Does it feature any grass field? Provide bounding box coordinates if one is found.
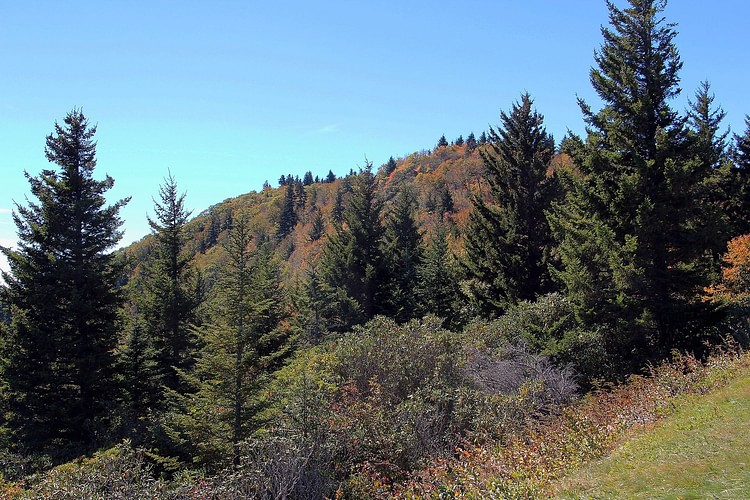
[553,370,750,499]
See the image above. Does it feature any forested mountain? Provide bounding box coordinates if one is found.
[122,140,488,289]
[3,0,750,497]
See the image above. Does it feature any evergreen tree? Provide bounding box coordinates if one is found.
[417,221,461,328]
[117,313,159,438]
[331,186,345,225]
[730,117,750,236]
[303,171,314,186]
[308,208,325,242]
[169,215,291,467]
[326,170,337,183]
[455,135,464,147]
[463,94,557,315]
[383,187,423,322]
[436,135,449,148]
[440,186,455,214]
[320,163,387,331]
[466,132,477,152]
[142,173,200,398]
[549,0,718,367]
[0,109,129,455]
[277,182,297,238]
[294,180,307,210]
[479,131,488,144]
[300,260,343,343]
[686,81,732,271]
[384,156,398,176]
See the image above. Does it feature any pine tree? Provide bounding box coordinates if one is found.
[294,181,307,211]
[455,135,464,147]
[331,186,345,225]
[117,313,159,438]
[440,186,454,214]
[303,171,314,186]
[277,182,297,238]
[549,0,718,366]
[308,208,325,242]
[479,131,488,145]
[384,156,398,176]
[730,117,750,236]
[0,109,129,455]
[142,173,200,398]
[326,170,337,183]
[320,163,387,331]
[168,215,292,467]
[466,132,477,152]
[383,187,423,322]
[417,221,461,328]
[463,94,557,315]
[436,135,449,149]
[686,81,732,272]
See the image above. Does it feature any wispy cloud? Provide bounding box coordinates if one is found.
[315,124,341,135]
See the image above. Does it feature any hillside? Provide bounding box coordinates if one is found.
[554,366,750,498]
[122,142,488,286]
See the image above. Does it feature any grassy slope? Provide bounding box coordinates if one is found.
[554,369,750,499]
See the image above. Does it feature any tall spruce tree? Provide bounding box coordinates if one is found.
[141,173,200,397]
[169,215,291,466]
[686,81,732,272]
[730,117,750,237]
[0,110,129,455]
[383,187,423,323]
[463,94,557,316]
[319,162,387,331]
[549,0,718,367]
[417,220,461,329]
[277,182,298,238]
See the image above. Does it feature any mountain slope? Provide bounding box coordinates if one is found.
[122,143,488,286]
[554,367,750,498]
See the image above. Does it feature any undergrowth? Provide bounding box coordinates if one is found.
[392,341,749,498]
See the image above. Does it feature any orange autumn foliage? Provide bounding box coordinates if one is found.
[704,234,750,303]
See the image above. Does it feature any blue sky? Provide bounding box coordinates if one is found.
[1,1,749,274]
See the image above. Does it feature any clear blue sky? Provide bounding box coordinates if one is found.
[2,0,749,273]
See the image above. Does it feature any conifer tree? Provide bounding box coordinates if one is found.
[308,208,325,242]
[436,135,449,149]
[168,215,291,466]
[549,0,718,365]
[384,156,398,176]
[463,94,557,315]
[0,109,129,455]
[730,117,750,236]
[294,180,307,211]
[326,170,337,183]
[383,187,423,322]
[277,182,297,238]
[118,314,159,437]
[417,221,461,329]
[455,135,464,147]
[320,163,387,331]
[466,132,477,152]
[303,171,314,186]
[686,81,732,272]
[142,173,200,397]
[331,186,345,225]
[440,186,455,214]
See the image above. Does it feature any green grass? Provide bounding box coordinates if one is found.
[553,371,750,499]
